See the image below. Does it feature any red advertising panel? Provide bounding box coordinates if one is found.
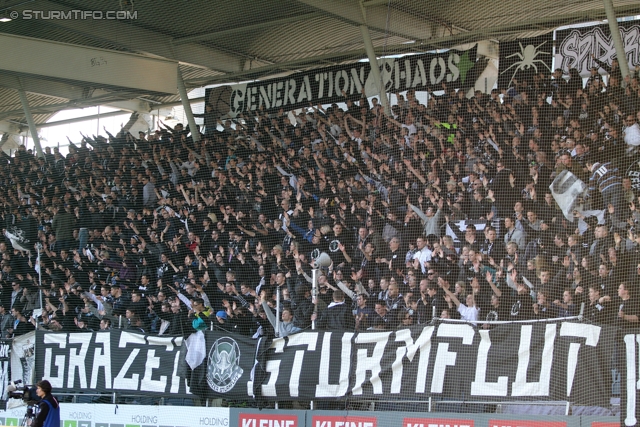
[311,415,377,427]
[239,413,298,427]
[404,417,474,427]
[488,421,566,427]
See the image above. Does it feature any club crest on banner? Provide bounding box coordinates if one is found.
[207,337,243,393]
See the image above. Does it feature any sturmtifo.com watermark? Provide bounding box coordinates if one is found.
[9,10,138,20]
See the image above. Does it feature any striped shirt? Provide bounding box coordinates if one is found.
[589,162,621,193]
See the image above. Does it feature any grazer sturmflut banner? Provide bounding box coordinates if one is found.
[187,321,614,406]
[206,46,479,117]
[35,330,190,396]
[497,34,554,89]
[34,322,614,404]
[555,19,640,77]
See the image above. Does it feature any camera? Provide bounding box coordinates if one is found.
[7,380,38,402]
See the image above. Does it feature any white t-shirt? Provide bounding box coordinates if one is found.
[402,123,417,135]
[624,123,640,147]
[457,304,479,321]
[412,247,432,273]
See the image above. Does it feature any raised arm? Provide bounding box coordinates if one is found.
[408,203,428,224]
[336,281,357,300]
[261,300,277,329]
[485,271,502,297]
[338,242,352,264]
[343,116,355,139]
[179,185,192,205]
[385,113,402,127]
[441,281,461,308]
[402,159,427,184]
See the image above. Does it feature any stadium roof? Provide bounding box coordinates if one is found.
[0,0,638,135]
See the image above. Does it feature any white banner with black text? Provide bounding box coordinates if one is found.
[555,19,640,77]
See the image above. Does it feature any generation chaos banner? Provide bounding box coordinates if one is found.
[206,46,479,117]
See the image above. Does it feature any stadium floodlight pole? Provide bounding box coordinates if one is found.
[358,0,390,115]
[602,0,630,80]
[275,287,281,338]
[17,87,44,158]
[311,253,332,330]
[311,268,317,330]
[309,265,317,410]
[176,66,201,143]
[36,243,43,310]
[309,253,332,414]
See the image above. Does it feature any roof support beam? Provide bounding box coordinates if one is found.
[36,110,131,129]
[102,99,151,113]
[0,89,143,121]
[177,67,200,143]
[21,0,244,73]
[0,73,152,113]
[0,33,177,94]
[151,97,206,111]
[294,0,451,42]
[426,4,640,48]
[359,2,389,114]
[18,88,44,158]
[361,0,395,6]
[0,73,86,101]
[173,12,324,45]
[360,24,389,114]
[187,4,640,87]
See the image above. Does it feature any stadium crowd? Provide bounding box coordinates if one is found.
[1,64,640,339]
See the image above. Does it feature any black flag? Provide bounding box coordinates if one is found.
[498,34,554,89]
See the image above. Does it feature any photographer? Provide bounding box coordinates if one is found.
[31,380,59,427]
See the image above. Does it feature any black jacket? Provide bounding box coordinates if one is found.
[288,279,314,330]
[157,309,190,336]
[316,302,355,331]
